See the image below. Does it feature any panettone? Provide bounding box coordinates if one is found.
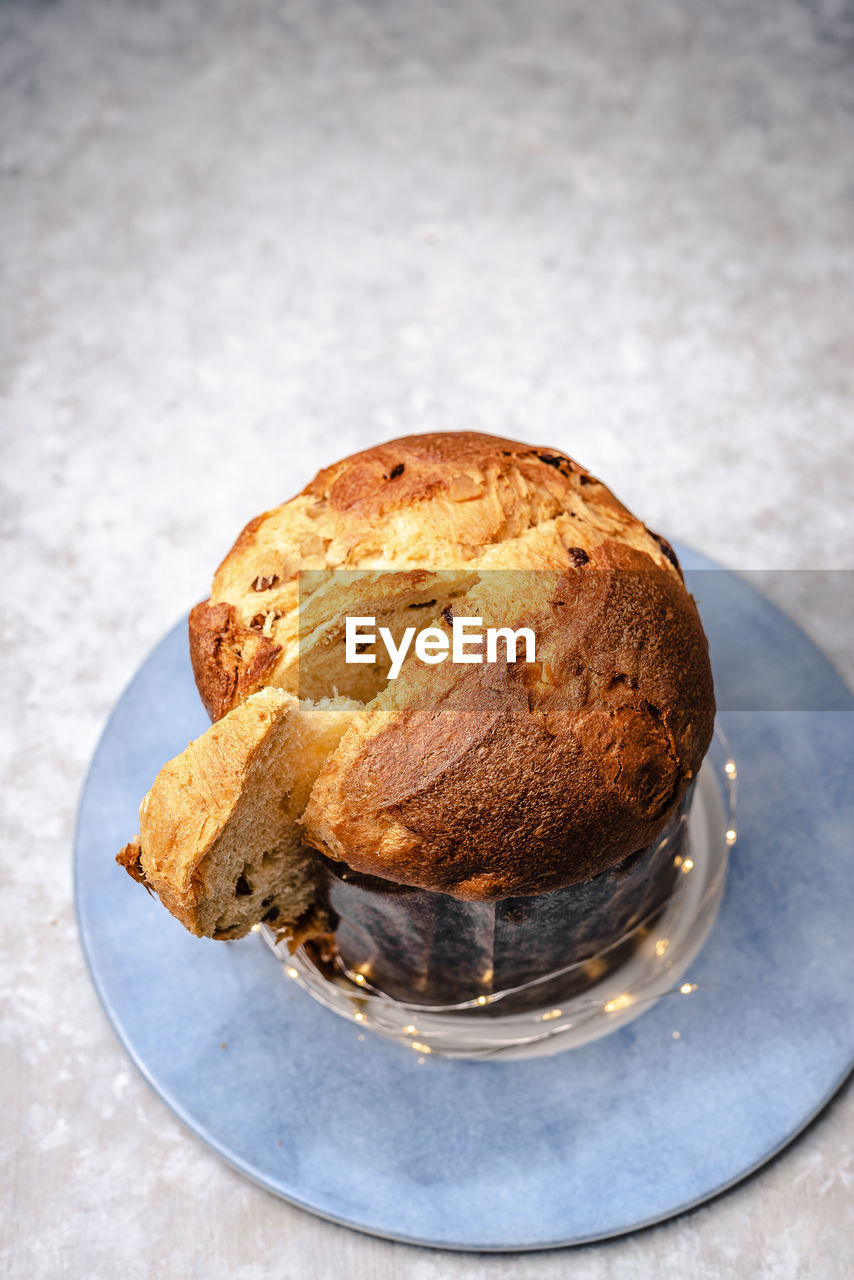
[119,432,714,947]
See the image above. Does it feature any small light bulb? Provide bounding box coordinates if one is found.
[604,993,633,1014]
[726,828,737,846]
[681,858,694,874]
[655,939,670,957]
[725,760,737,778]
[285,966,298,979]
[680,982,696,995]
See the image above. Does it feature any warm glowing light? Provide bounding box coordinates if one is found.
[404,1024,418,1035]
[352,972,366,985]
[672,1030,681,1040]
[353,1011,365,1022]
[725,760,737,778]
[673,855,683,867]
[541,1008,563,1021]
[681,858,694,874]
[476,995,488,1006]
[410,1041,432,1054]
[680,982,697,995]
[726,828,737,846]
[285,966,298,979]
[251,924,261,933]
[655,939,670,957]
[604,993,633,1014]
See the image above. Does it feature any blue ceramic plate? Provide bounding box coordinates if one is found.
[74,550,854,1250]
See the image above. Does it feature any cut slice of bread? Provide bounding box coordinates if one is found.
[117,687,360,943]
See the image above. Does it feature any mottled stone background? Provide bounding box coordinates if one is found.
[1,0,852,1276]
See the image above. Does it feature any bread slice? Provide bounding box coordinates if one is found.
[117,687,359,943]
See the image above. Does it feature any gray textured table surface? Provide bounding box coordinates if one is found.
[2,1,853,1276]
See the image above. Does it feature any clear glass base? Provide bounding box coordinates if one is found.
[263,730,736,1060]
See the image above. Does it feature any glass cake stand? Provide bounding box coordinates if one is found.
[263,729,736,1060]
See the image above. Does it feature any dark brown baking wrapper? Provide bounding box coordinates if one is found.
[311,785,692,1012]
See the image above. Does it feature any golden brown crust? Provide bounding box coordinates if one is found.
[304,431,593,514]
[189,600,282,722]
[303,541,714,897]
[116,840,149,889]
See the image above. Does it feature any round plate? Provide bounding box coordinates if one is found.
[74,549,854,1251]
